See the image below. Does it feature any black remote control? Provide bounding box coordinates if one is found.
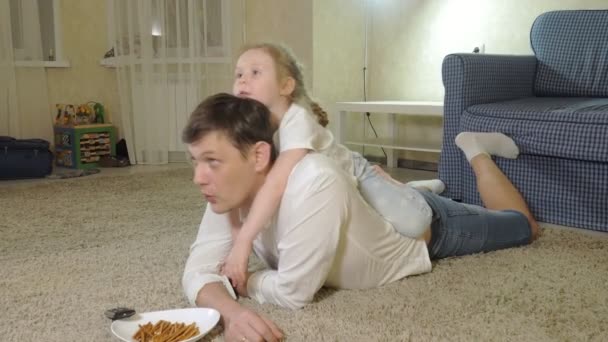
[105,307,136,320]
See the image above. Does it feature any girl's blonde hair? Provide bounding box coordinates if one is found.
[240,43,329,127]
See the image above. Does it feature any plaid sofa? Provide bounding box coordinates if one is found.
[439,10,608,232]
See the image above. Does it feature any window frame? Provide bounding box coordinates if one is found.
[102,0,231,67]
[11,0,69,68]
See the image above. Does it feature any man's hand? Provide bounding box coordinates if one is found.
[224,306,284,342]
[222,237,253,291]
[195,282,283,342]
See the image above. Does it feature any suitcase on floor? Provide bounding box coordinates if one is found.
[0,136,53,179]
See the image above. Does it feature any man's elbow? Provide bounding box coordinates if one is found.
[280,297,308,310]
[275,288,314,310]
[181,272,197,306]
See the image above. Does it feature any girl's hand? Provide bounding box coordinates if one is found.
[221,238,253,293]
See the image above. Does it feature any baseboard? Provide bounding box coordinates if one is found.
[363,154,438,171]
[362,155,386,165]
[169,151,188,163]
[397,159,438,171]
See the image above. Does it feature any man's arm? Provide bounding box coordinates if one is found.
[183,206,283,340]
[195,282,283,342]
[182,206,236,305]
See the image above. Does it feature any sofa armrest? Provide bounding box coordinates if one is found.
[442,53,537,106]
[439,53,537,200]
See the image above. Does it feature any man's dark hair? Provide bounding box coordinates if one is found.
[182,93,277,161]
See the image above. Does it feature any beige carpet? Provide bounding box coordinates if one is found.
[1,168,607,341]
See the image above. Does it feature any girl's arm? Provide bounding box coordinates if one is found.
[221,148,309,287]
[228,209,241,241]
[241,148,309,241]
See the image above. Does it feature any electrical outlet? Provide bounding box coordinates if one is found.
[475,43,486,54]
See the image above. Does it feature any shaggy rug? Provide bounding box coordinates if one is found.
[1,168,607,341]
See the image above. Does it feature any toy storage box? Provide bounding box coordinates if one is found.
[54,124,116,169]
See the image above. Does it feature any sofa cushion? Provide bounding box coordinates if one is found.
[462,97,608,162]
[531,10,608,97]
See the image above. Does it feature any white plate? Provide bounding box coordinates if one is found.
[111,307,220,342]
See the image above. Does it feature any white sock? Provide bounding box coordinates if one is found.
[406,179,445,194]
[455,132,519,162]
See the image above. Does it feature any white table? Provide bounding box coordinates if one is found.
[335,101,443,168]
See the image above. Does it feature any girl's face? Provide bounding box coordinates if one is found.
[233,49,291,111]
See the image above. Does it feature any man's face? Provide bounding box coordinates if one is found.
[233,48,284,109]
[188,131,259,214]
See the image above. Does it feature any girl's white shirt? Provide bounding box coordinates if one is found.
[274,102,356,184]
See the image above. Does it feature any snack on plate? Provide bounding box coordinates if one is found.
[133,320,199,342]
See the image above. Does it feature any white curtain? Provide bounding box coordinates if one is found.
[109,0,238,165]
[0,0,51,141]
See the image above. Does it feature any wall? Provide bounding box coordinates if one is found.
[14,68,53,141]
[368,0,608,101]
[312,0,366,145]
[363,0,608,162]
[244,0,314,90]
[46,0,120,134]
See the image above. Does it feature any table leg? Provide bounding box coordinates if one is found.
[336,110,346,144]
[387,113,398,168]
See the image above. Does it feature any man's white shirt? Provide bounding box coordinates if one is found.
[182,154,432,310]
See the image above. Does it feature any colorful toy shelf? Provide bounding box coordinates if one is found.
[53,124,116,169]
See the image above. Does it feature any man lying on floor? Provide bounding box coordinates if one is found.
[181,93,540,342]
